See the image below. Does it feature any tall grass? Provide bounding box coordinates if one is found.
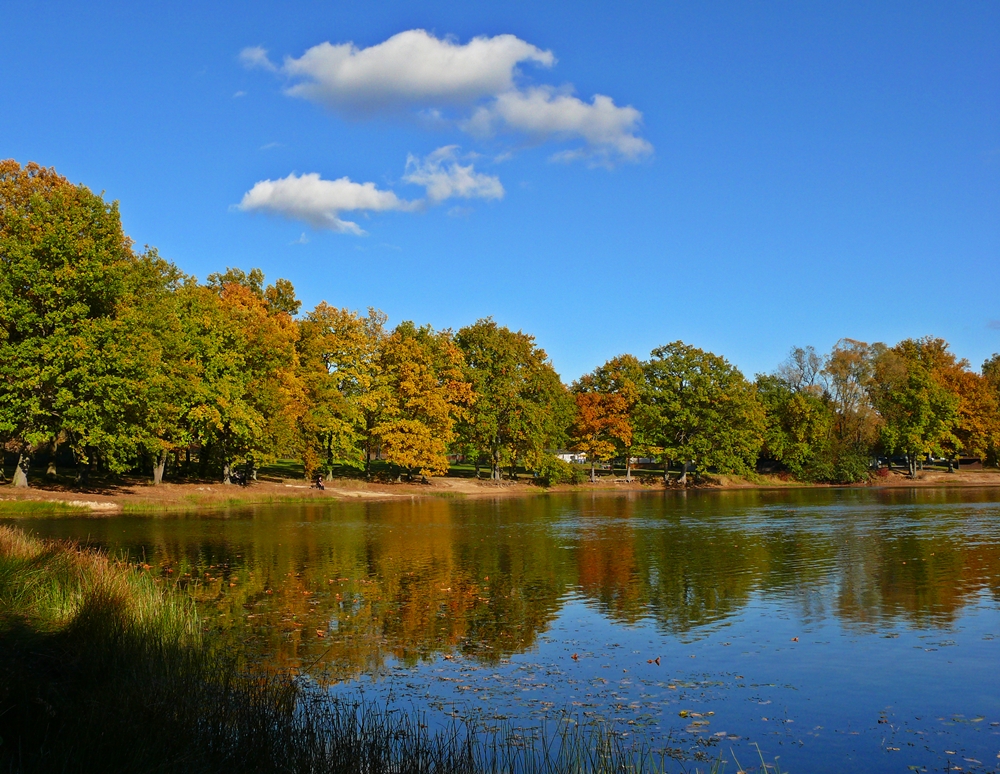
[0,526,734,773]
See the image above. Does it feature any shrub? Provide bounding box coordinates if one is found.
[534,454,585,486]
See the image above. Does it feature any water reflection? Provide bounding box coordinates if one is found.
[13,488,1000,676]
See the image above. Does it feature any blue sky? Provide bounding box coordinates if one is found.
[3,1,998,381]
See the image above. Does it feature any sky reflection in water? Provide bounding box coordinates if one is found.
[12,487,1000,773]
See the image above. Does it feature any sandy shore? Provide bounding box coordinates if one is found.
[1,467,999,514]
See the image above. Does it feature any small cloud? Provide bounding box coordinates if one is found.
[240,46,277,72]
[493,151,514,163]
[290,233,309,245]
[403,146,504,203]
[259,141,283,151]
[987,319,1000,330]
[238,172,418,234]
[378,242,402,251]
[447,205,474,218]
[465,87,652,165]
[233,90,247,98]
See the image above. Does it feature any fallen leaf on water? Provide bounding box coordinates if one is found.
[571,653,579,661]
[791,637,799,642]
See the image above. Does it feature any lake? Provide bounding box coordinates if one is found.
[9,487,1000,772]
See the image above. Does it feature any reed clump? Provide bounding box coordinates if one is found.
[0,525,714,773]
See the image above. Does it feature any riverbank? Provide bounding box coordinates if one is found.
[1,466,998,515]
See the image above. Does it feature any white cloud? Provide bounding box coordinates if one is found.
[403,146,504,203]
[464,87,652,163]
[233,90,247,98]
[245,30,651,165]
[239,148,500,234]
[239,173,415,234]
[239,46,277,72]
[281,29,554,113]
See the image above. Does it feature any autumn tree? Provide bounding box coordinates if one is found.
[642,341,764,483]
[575,354,644,481]
[815,339,883,481]
[455,319,572,480]
[569,392,620,482]
[179,271,303,483]
[372,322,472,478]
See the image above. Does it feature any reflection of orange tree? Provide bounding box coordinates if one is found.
[139,499,574,680]
[132,492,1000,674]
[576,501,649,623]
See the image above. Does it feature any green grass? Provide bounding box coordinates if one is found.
[0,499,92,517]
[1,525,742,773]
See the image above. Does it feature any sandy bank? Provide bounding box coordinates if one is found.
[1,467,999,514]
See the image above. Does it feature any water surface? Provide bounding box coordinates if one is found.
[11,487,1000,772]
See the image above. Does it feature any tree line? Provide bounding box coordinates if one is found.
[3,160,999,488]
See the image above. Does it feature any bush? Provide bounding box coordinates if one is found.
[534,454,585,486]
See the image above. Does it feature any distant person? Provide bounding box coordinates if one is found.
[314,474,325,491]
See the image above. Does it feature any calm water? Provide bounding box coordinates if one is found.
[10,488,1000,772]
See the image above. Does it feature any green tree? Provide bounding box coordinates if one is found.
[756,373,834,480]
[869,337,959,478]
[455,319,572,480]
[0,161,149,486]
[297,303,384,478]
[642,341,764,483]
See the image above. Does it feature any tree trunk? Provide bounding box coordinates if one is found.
[663,458,669,483]
[152,450,167,485]
[590,460,596,483]
[948,457,955,473]
[12,452,30,488]
[75,450,89,486]
[678,461,688,486]
[625,450,632,483]
[222,460,232,485]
